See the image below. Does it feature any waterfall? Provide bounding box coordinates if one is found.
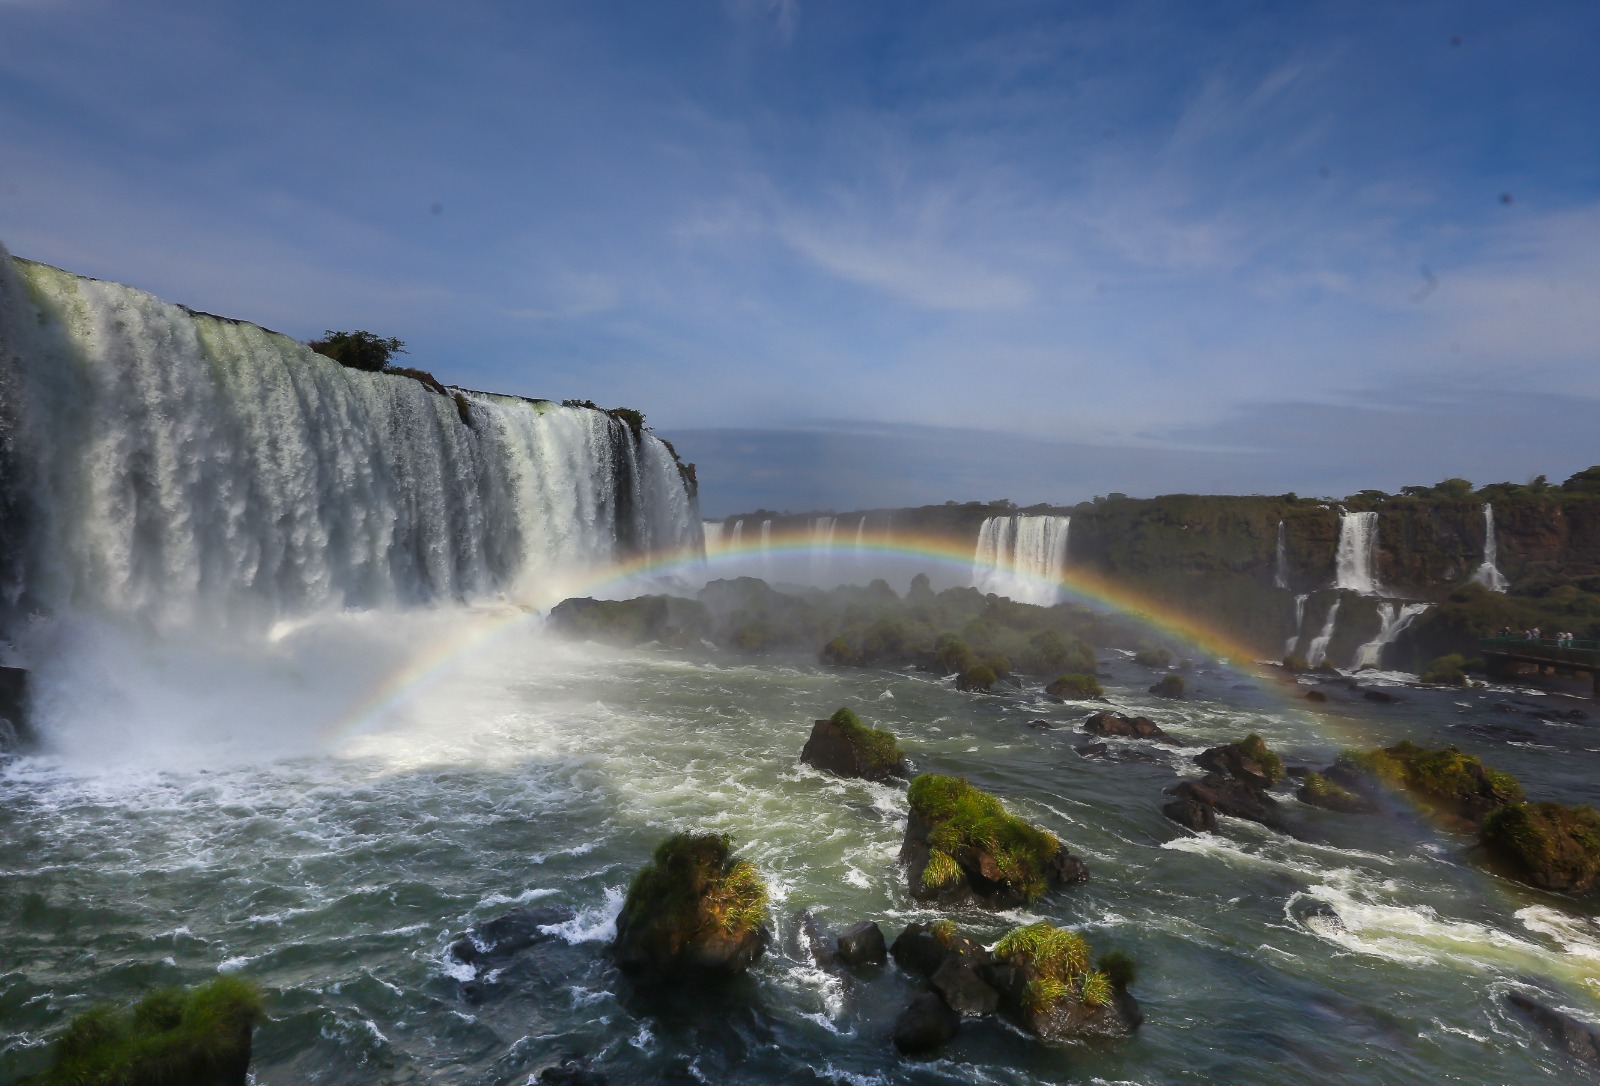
[1274,521,1289,589]
[971,515,1070,606]
[731,519,745,547]
[1285,593,1309,655]
[1352,602,1431,670]
[854,515,867,550]
[1334,510,1381,595]
[0,250,701,632]
[703,521,725,553]
[1307,599,1342,667]
[1471,504,1509,592]
[760,519,772,550]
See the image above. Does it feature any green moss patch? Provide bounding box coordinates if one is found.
[1333,740,1522,821]
[1047,673,1103,699]
[907,775,1061,901]
[33,976,262,1086]
[1481,802,1600,895]
[826,707,905,776]
[1236,734,1284,784]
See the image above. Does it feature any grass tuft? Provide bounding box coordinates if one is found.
[908,775,1061,901]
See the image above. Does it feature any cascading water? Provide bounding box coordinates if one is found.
[703,521,725,553]
[1471,504,1509,592]
[1274,520,1289,589]
[1285,593,1309,655]
[1307,598,1342,667]
[0,250,701,637]
[731,518,745,547]
[1334,510,1381,595]
[971,514,1070,606]
[854,514,867,550]
[1352,602,1431,670]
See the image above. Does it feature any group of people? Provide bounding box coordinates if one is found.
[1499,626,1581,646]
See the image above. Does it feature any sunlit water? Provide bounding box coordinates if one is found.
[3,614,1599,1084]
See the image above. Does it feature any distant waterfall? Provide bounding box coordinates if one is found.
[1334,511,1381,595]
[0,250,701,630]
[703,521,725,553]
[731,519,745,547]
[1274,521,1289,589]
[760,519,772,550]
[1352,602,1430,670]
[854,515,867,550]
[1471,504,1509,592]
[1307,599,1342,667]
[971,515,1070,606]
[1285,593,1309,655]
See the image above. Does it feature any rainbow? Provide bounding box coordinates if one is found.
[322,524,1319,744]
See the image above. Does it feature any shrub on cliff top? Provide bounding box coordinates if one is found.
[826,707,905,776]
[33,976,262,1086]
[908,774,1060,902]
[308,329,405,372]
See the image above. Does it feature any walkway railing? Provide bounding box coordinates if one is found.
[1479,635,1600,667]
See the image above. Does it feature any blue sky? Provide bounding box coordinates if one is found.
[2,1,1597,516]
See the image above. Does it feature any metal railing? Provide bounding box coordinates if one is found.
[1479,635,1600,666]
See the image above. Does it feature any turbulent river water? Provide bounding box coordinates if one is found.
[3,609,1599,1085]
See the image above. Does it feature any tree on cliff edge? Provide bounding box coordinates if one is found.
[308,330,406,372]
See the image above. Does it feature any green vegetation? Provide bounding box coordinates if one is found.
[1049,673,1103,699]
[1098,948,1136,990]
[618,834,768,947]
[1298,771,1373,813]
[825,707,905,777]
[929,919,958,947]
[961,663,997,692]
[387,365,448,396]
[32,976,261,1086]
[907,775,1061,902]
[308,329,405,372]
[1133,646,1172,669]
[1281,654,1309,673]
[920,850,963,893]
[1236,734,1284,784]
[1419,653,1469,686]
[993,921,1120,1015]
[1333,740,1523,820]
[1149,674,1185,698]
[1480,802,1600,895]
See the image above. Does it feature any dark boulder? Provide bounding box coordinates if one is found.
[1481,802,1600,896]
[537,1057,608,1084]
[1306,689,1328,703]
[1506,992,1600,1067]
[1195,734,1284,790]
[1361,688,1401,704]
[930,956,999,1017]
[612,833,770,982]
[1161,791,1216,832]
[1163,776,1286,832]
[836,921,887,967]
[892,992,961,1055]
[800,708,906,781]
[0,666,30,751]
[1082,711,1174,743]
[796,909,838,969]
[889,921,989,979]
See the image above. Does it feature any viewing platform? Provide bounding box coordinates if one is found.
[1479,636,1600,698]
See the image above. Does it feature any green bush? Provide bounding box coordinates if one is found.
[935,634,975,675]
[34,976,262,1086]
[1420,653,1468,685]
[308,329,405,372]
[1133,646,1173,669]
[993,921,1123,1014]
[907,775,1061,901]
[1236,733,1284,784]
[961,663,997,692]
[1050,673,1103,699]
[826,707,905,776]
[618,833,768,943]
[1149,674,1185,698]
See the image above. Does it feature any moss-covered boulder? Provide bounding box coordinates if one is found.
[1046,673,1103,700]
[979,922,1141,1043]
[1480,802,1600,896]
[901,775,1086,906]
[1326,740,1523,824]
[1148,674,1185,699]
[1195,734,1284,790]
[1419,653,1469,685]
[1297,771,1378,814]
[612,833,770,982]
[956,663,998,692]
[29,976,262,1086]
[800,707,907,781]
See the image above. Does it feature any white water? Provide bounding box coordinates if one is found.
[1472,504,1509,592]
[1307,598,1342,666]
[703,521,725,552]
[1352,602,1431,670]
[0,251,701,636]
[1286,593,1309,655]
[1334,510,1382,595]
[1274,520,1289,589]
[731,518,745,548]
[853,515,867,550]
[971,514,1070,606]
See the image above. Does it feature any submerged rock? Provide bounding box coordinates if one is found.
[1506,992,1600,1067]
[892,992,961,1055]
[1297,772,1378,815]
[1195,734,1284,790]
[800,708,907,781]
[836,920,887,967]
[901,775,1086,907]
[537,1057,608,1085]
[612,833,770,982]
[1082,711,1174,743]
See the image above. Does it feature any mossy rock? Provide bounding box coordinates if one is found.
[1195,734,1283,788]
[1133,646,1173,669]
[1148,674,1185,699]
[1481,802,1600,896]
[1327,740,1523,823]
[800,707,907,781]
[957,663,998,693]
[1046,673,1103,700]
[901,775,1085,907]
[29,976,261,1086]
[1419,653,1469,685]
[613,833,770,981]
[1297,771,1378,814]
[980,921,1141,1043]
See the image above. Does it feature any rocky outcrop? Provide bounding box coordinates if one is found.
[1296,771,1378,814]
[448,904,578,1002]
[612,833,770,982]
[1163,776,1287,832]
[901,775,1086,907]
[799,708,907,781]
[1480,802,1600,896]
[892,992,961,1055]
[548,595,710,648]
[1506,992,1600,1068]
[0,666,29,751]
[1082,711,1174,743]
[1195,734,1283,790]
[1324,741,1523,824]
[836,921,887,966]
